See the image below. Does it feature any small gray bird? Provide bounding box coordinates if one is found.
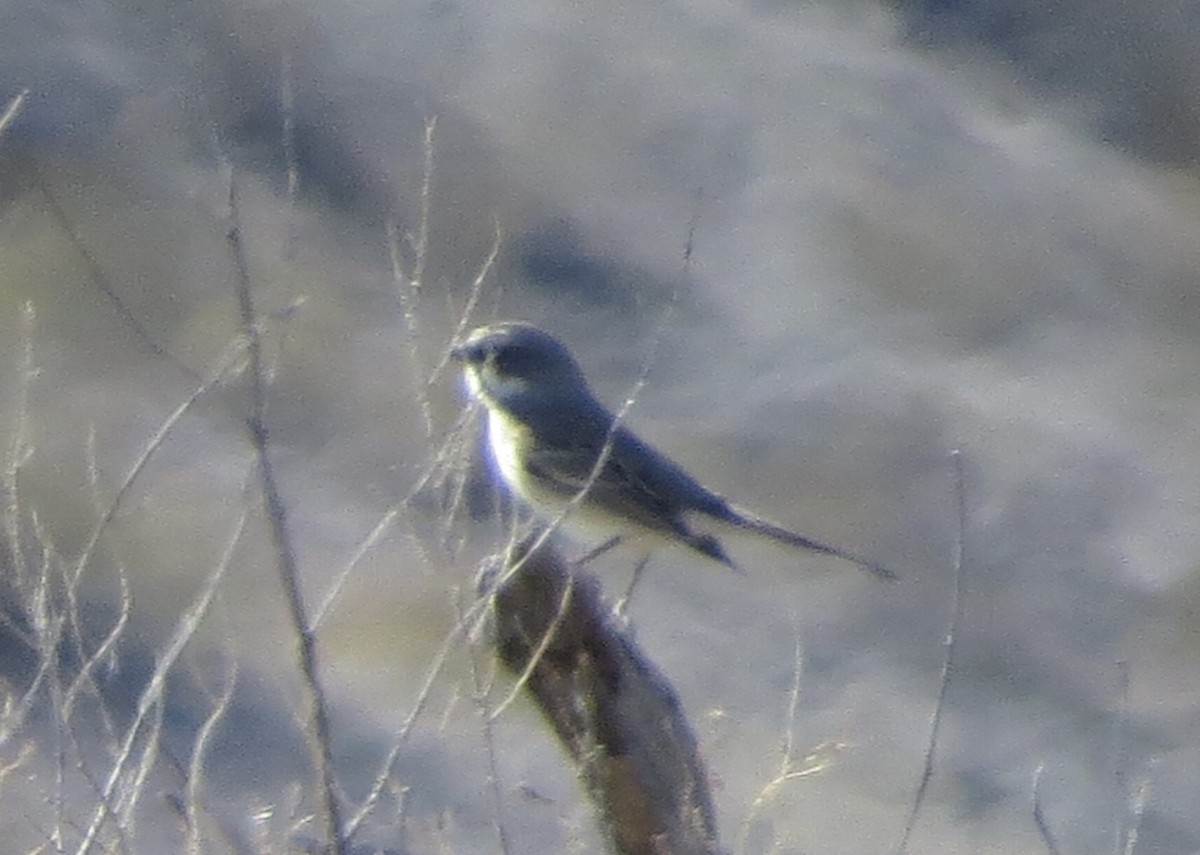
[451,321,892,578]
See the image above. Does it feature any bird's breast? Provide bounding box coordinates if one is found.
[484,408,534,498]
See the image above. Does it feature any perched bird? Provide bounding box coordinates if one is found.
[451,321,892,578]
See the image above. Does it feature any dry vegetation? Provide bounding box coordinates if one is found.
[0,84,1156,855]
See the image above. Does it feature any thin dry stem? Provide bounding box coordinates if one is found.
[1113,659,1131,855]
[280,47,299,260]
[1030,763,1062,855]
[1122,763,1154,855]
[0,519,57,742]
[119,688,166,836]
[62,336,248,730]
[386,117,439,441]
[0,88,28,137]
[461,593,512,855]
[311,507,401,631]
[1,302,38,648]
[486,566,574,723]
[72,477,253,855]
[31,163,198,380]
[737,626,849,851]
[223,163,346,854]
[1112,662,1155,855]
[335,411,513,839]
[60,428,132,739]
[185,650,240,855]
[898,448,967,851]
[780,626,805,772]
[312,399,480,634]
[431,216,502,384]
[0,741,34,792]
[387,220,434,441]
[342,594,481,841]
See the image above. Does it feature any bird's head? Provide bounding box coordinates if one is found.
[450,322,591,411]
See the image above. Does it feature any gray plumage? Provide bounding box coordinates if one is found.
[452,321,893,579]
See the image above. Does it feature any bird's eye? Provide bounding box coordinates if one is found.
[493,344,533,376]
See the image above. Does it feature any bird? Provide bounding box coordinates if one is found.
[450,321,893,579]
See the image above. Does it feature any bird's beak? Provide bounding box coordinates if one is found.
[449,342,469,362]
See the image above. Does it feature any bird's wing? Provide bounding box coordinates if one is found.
[522,426,726,529]
[522,426,739,568]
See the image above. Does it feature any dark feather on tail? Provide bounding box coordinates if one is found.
[672,519,744,574]
[722,504,896,580]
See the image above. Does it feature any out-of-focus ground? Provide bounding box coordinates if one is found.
[1,0,1199,852]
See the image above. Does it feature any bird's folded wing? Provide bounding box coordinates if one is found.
[521,428,721,529]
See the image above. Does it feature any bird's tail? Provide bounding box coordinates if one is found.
[725,504,896,580]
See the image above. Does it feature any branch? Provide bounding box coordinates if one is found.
[490,537,723,855]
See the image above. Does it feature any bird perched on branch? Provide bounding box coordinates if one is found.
[451,321,892,579]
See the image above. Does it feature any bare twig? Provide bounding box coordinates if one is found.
[1122,763,1154,855]
[387,221,433,440]
[486,556,574,723]
[342,587,483,842]
[386,117,439,441]
[0,88,28,138]
[186,641,241,855]
[737,623,850,850]
[64,428,132,742]
[311,413,493,839]
[1,302,38,649]
[461,593,512,855]
[62,335,249,726]
[0,742,34,792]
[1031,763,1063,855]
[898,448,967,850]
[433,402,490,547]
[119,682,166,835]
[1112,662,1155,855]
[73,477,253,855]
[223,164,346,854]
[30,163,199,381]
[311,507,401,631]
[280,48,299,260]
[430,215,502,385]
[311,398,481,634]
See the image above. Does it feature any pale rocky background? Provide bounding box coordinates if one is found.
[1,0,1199,852]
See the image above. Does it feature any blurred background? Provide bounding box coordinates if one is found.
[1,0,1198,851]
